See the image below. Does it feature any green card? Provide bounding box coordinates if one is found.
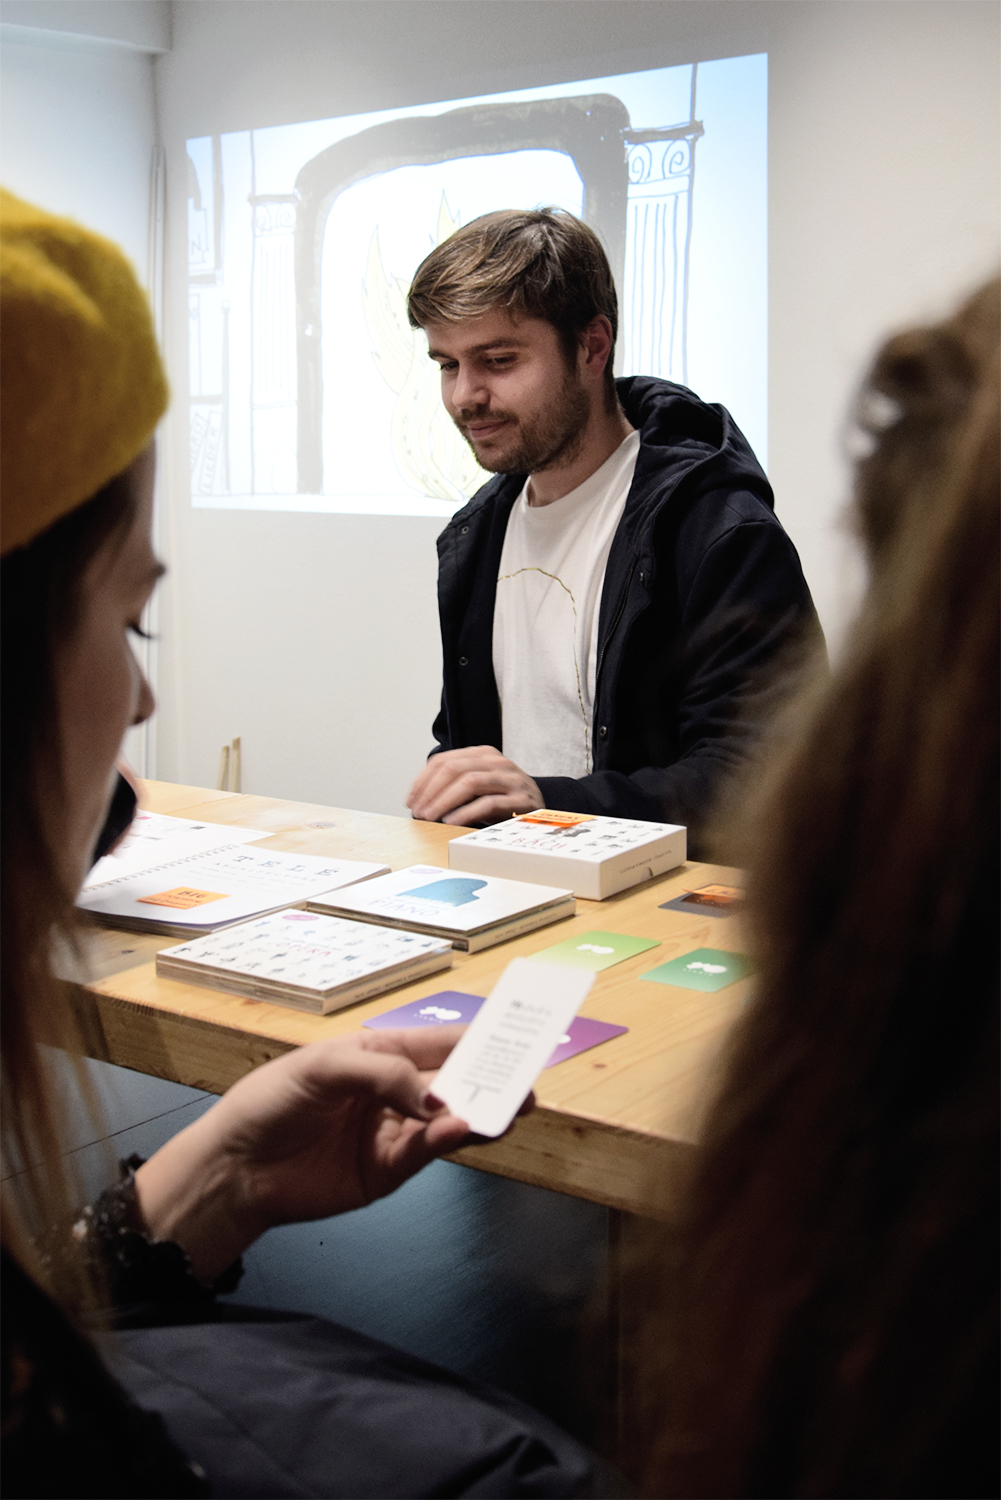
[532,930,660,971]
[640,947,757,992]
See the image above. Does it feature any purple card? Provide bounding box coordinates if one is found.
[545,1016,628,1067]
[362,991,485,1028]
[364,991,627,1068]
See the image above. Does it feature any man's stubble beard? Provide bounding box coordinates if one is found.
[455,366,591,476]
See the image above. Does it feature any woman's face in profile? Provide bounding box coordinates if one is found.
[54,443,161,892]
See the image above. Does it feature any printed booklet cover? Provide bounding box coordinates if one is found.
[307,864,575,951]
[447,811,687,900]
[79,844,391,937]
[156,909,453,1014]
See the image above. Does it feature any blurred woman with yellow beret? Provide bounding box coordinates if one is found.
[0,191,598,1500]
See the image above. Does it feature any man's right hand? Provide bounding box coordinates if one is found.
[406,745,544,826]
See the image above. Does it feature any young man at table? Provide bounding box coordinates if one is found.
[405,208,819,854]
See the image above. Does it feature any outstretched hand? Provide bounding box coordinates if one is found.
[135,1028,472,1282]
[407,745,543,825]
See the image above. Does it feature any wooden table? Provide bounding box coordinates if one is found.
[76,781,750,1221]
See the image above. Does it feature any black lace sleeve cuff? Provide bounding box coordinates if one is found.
[70,1155,243,1311]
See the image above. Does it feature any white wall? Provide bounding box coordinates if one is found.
[5,2,999,815]
[1,0,170,53]
[768,0,1000,650]
[0,16,161,770]
[0,26,156,275]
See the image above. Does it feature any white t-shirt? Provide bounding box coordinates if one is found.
[492,430,640,779]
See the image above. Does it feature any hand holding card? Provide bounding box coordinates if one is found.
[430,958,595,1137]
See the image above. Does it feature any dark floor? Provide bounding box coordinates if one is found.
[52,1054,611,1440]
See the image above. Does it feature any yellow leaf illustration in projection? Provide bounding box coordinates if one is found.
[362,197,489,505]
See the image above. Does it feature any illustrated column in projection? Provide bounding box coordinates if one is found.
[188,136,228,497]
[622,125,702,386]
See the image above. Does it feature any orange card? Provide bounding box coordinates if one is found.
[515,810,595,827]
[683,885,744,908]
[136,887,229,910]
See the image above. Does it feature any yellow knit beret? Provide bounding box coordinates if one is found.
[0,189,168,556]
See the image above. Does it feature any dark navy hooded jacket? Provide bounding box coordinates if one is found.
[432,376,820,852]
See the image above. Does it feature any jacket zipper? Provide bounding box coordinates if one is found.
[593,560,637,748]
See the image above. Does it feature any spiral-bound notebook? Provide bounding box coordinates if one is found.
[79,836,389,938]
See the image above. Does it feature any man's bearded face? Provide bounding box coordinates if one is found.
[426,309,592,478]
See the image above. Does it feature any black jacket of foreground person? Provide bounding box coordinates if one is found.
[432,377,820,847]
[2,1225,597,1499]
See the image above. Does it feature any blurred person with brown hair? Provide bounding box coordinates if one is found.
[0,190,600,1499]
[630,278,1000,1498]
[406,208,819,853]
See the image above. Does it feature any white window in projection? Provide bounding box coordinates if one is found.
[187,53,767,517]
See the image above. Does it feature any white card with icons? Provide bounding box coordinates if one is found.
[431,958,595,1137]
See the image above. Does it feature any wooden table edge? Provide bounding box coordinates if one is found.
[69,971,691,1220]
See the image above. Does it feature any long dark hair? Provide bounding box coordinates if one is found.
[636,280,1000,1497]
[1,474,138,1308]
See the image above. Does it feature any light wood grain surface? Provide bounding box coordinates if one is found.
[78,782,751,1217]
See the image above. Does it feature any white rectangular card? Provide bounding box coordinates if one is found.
[431,958,595,1138]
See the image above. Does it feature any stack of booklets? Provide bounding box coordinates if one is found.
[447,810,687,900]
[306,863,575,951]
[79,813,389,937]
[156,910,454,1014]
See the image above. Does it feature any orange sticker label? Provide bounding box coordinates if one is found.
[515,810,595,827]
[137,887,229,910]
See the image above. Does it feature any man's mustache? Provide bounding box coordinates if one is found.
[454,408,518,432]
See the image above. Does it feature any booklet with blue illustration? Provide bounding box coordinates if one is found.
[307,863,575,951]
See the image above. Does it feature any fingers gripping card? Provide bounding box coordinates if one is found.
[431,959,595,1136]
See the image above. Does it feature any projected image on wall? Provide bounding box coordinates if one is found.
[187,53,766,516]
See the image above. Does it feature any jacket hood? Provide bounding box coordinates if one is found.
[616,375,773,512]
[440,376,772,540]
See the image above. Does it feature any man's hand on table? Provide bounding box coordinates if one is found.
[407,745,544,826]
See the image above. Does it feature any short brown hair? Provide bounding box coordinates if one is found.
[407,208,619,402]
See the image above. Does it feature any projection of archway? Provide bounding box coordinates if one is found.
[294,95,629,495]
[186,53,768,514]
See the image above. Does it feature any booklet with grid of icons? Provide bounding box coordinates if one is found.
[79,842,390,938]
[307,864,575,951]
[447,811,687,900]
[155,909,453,1014]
